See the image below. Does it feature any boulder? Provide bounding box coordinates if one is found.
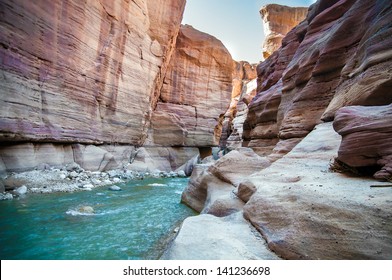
[236,180,257,203]
[14,185,27,196]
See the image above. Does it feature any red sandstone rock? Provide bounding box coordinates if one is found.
[150,25,234,147]
[243,0,392,161]
[0,0,185,145]
[333,105,392,181]
[260,4,308,60]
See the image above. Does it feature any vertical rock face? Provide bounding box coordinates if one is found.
[0,0,185,145]
[243,0,392,162]
[149,25,234,147]
[220,61,257,148]
[260,4,308,60]
[221,4,307,152]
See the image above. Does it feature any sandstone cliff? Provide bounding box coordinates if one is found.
[260,4,308,60]
[219,61,257,148]
[243,0,392,165]
[0,0,185,145]
[149,25,233,147]
[221,4,307,151]
[168,0,392,260]
[0,2,234,173]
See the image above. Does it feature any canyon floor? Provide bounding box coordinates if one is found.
[164,123,392,259]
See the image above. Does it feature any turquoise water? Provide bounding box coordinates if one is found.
[0,177,195,260]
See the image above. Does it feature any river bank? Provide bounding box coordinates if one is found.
[0,163,187,199]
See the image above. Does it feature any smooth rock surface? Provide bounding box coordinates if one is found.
[162,212,280,260]
[108,185,121,191]
[333,105,392,181]
[244,122,392,259]
[14,185,27,195]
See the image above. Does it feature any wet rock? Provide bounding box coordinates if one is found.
[78,206,94,214]
[4,176,28,191]
[82,184,94,189]
[108,185,122,191]
[0,193,13,200]
[14,185,27,195]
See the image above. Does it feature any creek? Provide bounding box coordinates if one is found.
[0,177,195,259]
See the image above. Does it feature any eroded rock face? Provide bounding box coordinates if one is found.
[333,105,392,181]
[0,0,185,145]
[260,4,308,60]
[243,0,392,161]
[244,123,392,260]
[222,4,307,152]
[150,25,234,147]
[220,61,257,148]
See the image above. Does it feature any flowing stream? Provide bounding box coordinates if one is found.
[0,177,195,259]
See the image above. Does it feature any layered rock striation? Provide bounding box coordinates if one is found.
[169,0,392,260]
[333,105,392,181]
[149,25,233,147]
[0,0,185,145]
[242,0,392,163]
[0,2,234,174]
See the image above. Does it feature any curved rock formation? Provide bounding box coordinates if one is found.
[242,0,392,162]
[221,4,307,152]
[333,105,392,181]
[260,4,308,60]
[173,0,392,260]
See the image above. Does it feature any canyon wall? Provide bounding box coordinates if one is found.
[221,4,307,151]
[148,25,233,147]
[261,4,308,60]
[0,1,234,173]
[169,0,392,260]
[0,0,185,145]
[243,0,392,164]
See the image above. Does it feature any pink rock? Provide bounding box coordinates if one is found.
[333,104,392,181]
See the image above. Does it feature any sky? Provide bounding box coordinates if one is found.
[182,0,318,63]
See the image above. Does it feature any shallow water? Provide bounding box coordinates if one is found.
[0,177,195,260]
